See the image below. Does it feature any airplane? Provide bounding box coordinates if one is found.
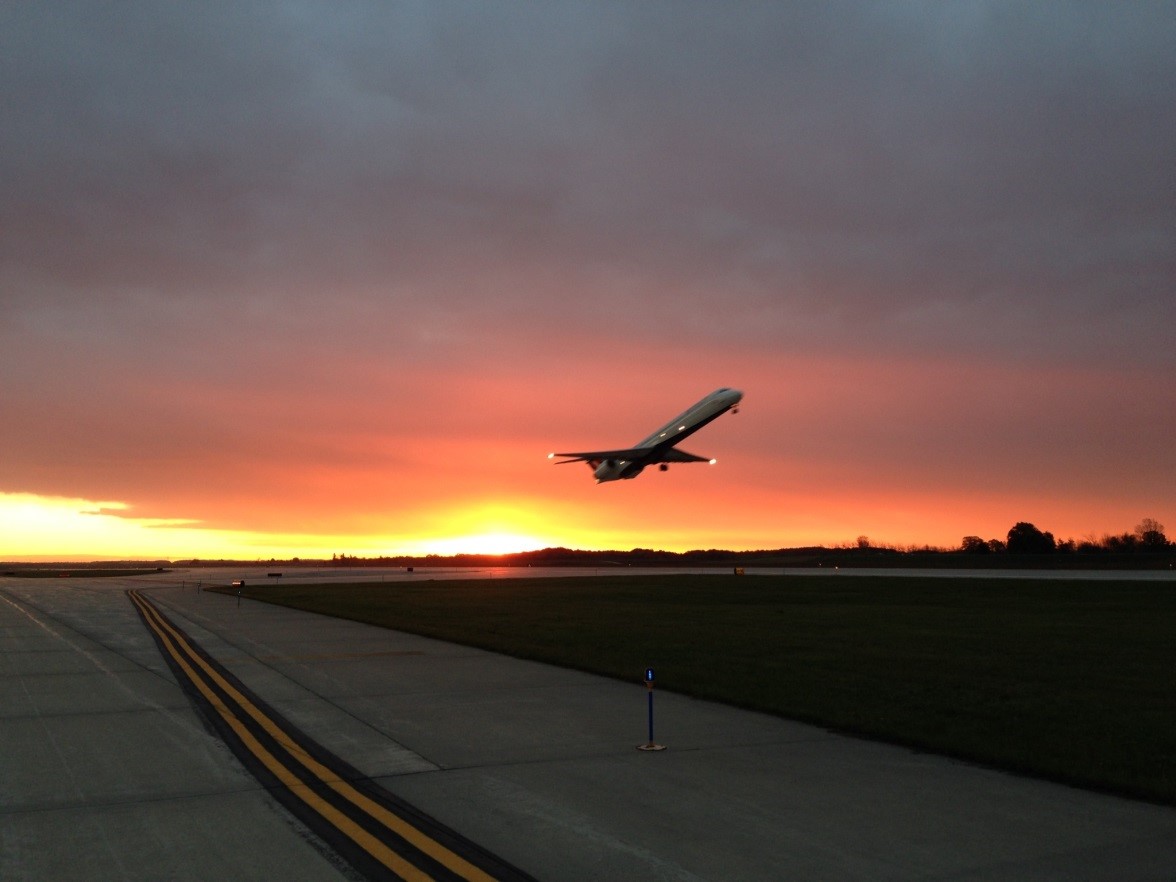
[549,387,743,483]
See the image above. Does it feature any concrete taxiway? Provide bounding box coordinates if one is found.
[3,570,1176,880]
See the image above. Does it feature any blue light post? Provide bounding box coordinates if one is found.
[637,666,666,751]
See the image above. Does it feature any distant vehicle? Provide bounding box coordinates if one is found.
[550,387,743,483]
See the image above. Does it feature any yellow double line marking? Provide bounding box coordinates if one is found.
[128,589,521,882]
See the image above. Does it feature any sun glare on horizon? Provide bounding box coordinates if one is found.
[404,531,551,557]
[0,492,564,561]
[8,489,1144,563]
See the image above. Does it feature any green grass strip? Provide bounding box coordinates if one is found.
[227,574,1176,805]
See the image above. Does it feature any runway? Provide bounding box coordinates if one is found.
[4,570,1176,880]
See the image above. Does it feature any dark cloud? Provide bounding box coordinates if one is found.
[5,5,1173,318]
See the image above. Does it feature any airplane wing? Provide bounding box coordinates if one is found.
[549,446,713,464]
[549,448,649,464]
[655,448,713,464]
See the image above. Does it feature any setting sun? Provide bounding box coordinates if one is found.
[391,501,565,557]
[407,532,550,557]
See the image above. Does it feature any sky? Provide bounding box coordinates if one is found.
[3,2,1174,560]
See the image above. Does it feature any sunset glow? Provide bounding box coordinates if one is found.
[0,493,561,561]
[2,6,1173,562]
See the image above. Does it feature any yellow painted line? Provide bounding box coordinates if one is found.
[129,592,432,881]
[131,591,432,881]
[132,591,500,882]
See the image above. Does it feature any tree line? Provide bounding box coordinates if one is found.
[960,518,1169,554]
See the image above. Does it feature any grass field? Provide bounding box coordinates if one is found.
[224,574,1176,804]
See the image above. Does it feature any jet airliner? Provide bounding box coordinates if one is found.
[550,387,743,483]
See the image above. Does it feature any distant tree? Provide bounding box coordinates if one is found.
[960,536,989,553]
[1134,518,1168,549]
[1103,532,1137,552]
[986,539,1006,553]
[856,535,871,549]
[1006,522,1056,554]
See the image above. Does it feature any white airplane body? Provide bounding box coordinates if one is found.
[550,387,743,483]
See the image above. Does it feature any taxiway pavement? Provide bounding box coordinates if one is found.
[3,571,1176,880]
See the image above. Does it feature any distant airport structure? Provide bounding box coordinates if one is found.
[550,387,743,483]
